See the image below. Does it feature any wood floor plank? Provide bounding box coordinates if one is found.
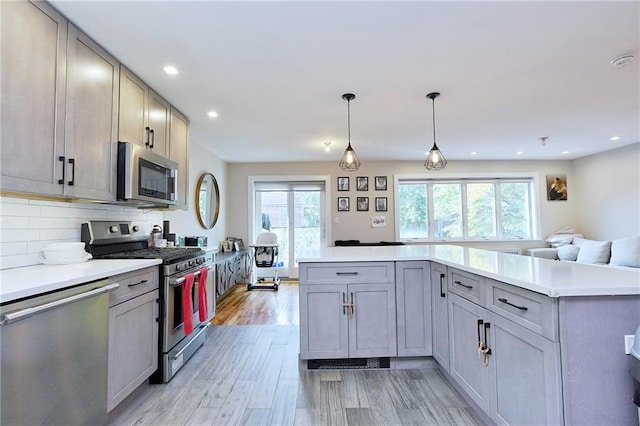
[295,371,321,409]
[186,407,220,425]
[395,408,430,425]
[211,379,256,425]
[319,381,347,426]
[361,377,403,426]
[342,371,370,409]
[237,329,276,381]
[293,408,321,425]
[344,407,380,425]
[240,408,271,426]
[266,379,298,426]
[246,343,287,409]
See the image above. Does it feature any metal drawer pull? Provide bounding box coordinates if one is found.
[498,297,528,311]
[439,273,446,298]
[58,156,65,184]
[336,272,358,276]
[68,158,75,186]
[128,279,149,287]
[454,280,473,289]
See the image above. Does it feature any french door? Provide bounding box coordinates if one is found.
[253,179,328,278]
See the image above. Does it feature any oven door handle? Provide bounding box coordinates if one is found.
[170,270,201,287]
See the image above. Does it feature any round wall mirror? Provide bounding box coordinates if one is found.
[195,173,220,229]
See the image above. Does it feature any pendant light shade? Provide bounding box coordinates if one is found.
[339,93,361,172]
[424,92,447,171]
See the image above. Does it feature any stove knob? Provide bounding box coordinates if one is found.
[189,260,195,267]
[176,263,184,272]
[109,225,118,233]
[132,225,140,232]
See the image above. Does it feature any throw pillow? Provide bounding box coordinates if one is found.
[576,240,612,264]
[558,244,580,261]
[609,236,640,268]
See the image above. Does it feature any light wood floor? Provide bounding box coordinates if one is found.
[212,282,299,326]
[108,325,484,426]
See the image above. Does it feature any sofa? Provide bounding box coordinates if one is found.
[526,236,640,268]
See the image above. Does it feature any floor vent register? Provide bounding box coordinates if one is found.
[307,357,390,370]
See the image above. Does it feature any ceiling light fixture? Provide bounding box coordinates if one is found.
[163,65,178,75]
[516,151,524,155]
[540,136,549,146]
[324,141,331,152]
[338,93,361,172]
[610,136,621,141]
[207,111,218,118]
[611,54,634,68]
[424,92,447,171]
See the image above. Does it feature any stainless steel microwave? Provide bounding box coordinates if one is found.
[117,142,178,206]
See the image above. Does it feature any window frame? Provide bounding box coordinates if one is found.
[393,173,541,242]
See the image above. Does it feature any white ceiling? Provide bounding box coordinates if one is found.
[50,1,639,164]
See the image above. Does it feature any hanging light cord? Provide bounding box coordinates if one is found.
[347,98,352,147]
[431,96,437,147]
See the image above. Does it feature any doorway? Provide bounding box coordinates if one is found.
[251,177,330,279]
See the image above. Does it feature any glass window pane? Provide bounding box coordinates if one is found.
[294,191,321,268]
[433,183,462,238]
[398,183,428,238]
[467,183,496,238]
[500,182,532,238]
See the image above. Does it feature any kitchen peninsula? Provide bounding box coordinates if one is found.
[298,245,640,425]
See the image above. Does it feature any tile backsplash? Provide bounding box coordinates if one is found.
[0,196,163,269]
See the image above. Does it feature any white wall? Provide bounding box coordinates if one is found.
[573,143,640,240]
[227,159,577,248]
[163,140,228,248]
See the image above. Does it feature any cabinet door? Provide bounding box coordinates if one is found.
[431,262,450,371]
[1,0,66,195]
[299,284,348,359]
[169,107,190,210]
[108,289,159,412]
[119,66,148,146]
[148,90,170,155]
[487,311,563,426]
[449,293,490,412]
[396,261,432,356]
[348,282,397,358]
[65,24,119,201]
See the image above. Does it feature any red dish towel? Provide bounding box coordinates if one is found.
[198,267,209,322]
[182,273,195,336]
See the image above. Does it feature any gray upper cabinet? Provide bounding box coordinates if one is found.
[64,24,119,201]
[431,262,449,371]
[1,0,67,195]
[169,107,190,210]
[118,66,170,155]
[395,261,432,357]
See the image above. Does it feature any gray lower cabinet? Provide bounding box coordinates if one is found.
[431,262,449,371]
[299,282,397,359]
[395,261,432,356]
[299,262,397,360]
[107,268,159,412]
[448,268,563,425]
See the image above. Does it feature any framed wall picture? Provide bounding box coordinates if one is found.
[357,197,369,211]
[337,176,350,191]
[546,175,568,201]
[375,176,387,191]
[337,197,350,211]
[356,176,369,191]
[375,197,388,211]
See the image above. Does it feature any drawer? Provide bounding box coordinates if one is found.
[448,269,485,305]
[300,262,395,284]
[486,278,558,341]
[109,267,158,307]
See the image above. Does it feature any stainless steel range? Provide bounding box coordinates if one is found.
[82,220,212,383]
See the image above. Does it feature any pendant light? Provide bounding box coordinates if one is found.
[339,93,361,171]
[424,92,447,171]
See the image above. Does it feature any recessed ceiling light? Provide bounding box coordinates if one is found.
[207,111,218,118]
[610,136,621,141]
[163,66,178,75]
[610,54,634,68]
[562,151,570,155]
[470,151,478,155]
[516,151,524,155]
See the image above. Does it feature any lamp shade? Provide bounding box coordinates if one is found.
[424,92,447,171]
[339,93,360,172]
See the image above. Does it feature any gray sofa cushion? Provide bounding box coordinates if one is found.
[609,236,640,268]
[558,244,580,261]
[576,240,612,265]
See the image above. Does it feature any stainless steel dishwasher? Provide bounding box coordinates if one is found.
[0,279,118,425]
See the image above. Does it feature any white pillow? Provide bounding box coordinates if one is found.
[558,244,580,261]
[572,237,588,248]
[576,240,612,264]
[609,236,640,268]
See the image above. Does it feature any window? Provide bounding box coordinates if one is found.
[397,177,536,241]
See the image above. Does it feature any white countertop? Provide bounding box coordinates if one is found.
[298,245,640,297]
[0,259,162,303]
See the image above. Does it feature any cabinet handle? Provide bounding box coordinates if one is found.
[350,292,354,317]
[58,156,65,184]
[342,292,347,315]
[439,273,446,298]
[483,322,492,356]
[336,272,358,276]
[498,297,528,311]
[149,129,155,149]
[454,280,473,289]
[477,319,484,343]
[68,158,75,186]
[128,279,148,287]
[145,126,151,147]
